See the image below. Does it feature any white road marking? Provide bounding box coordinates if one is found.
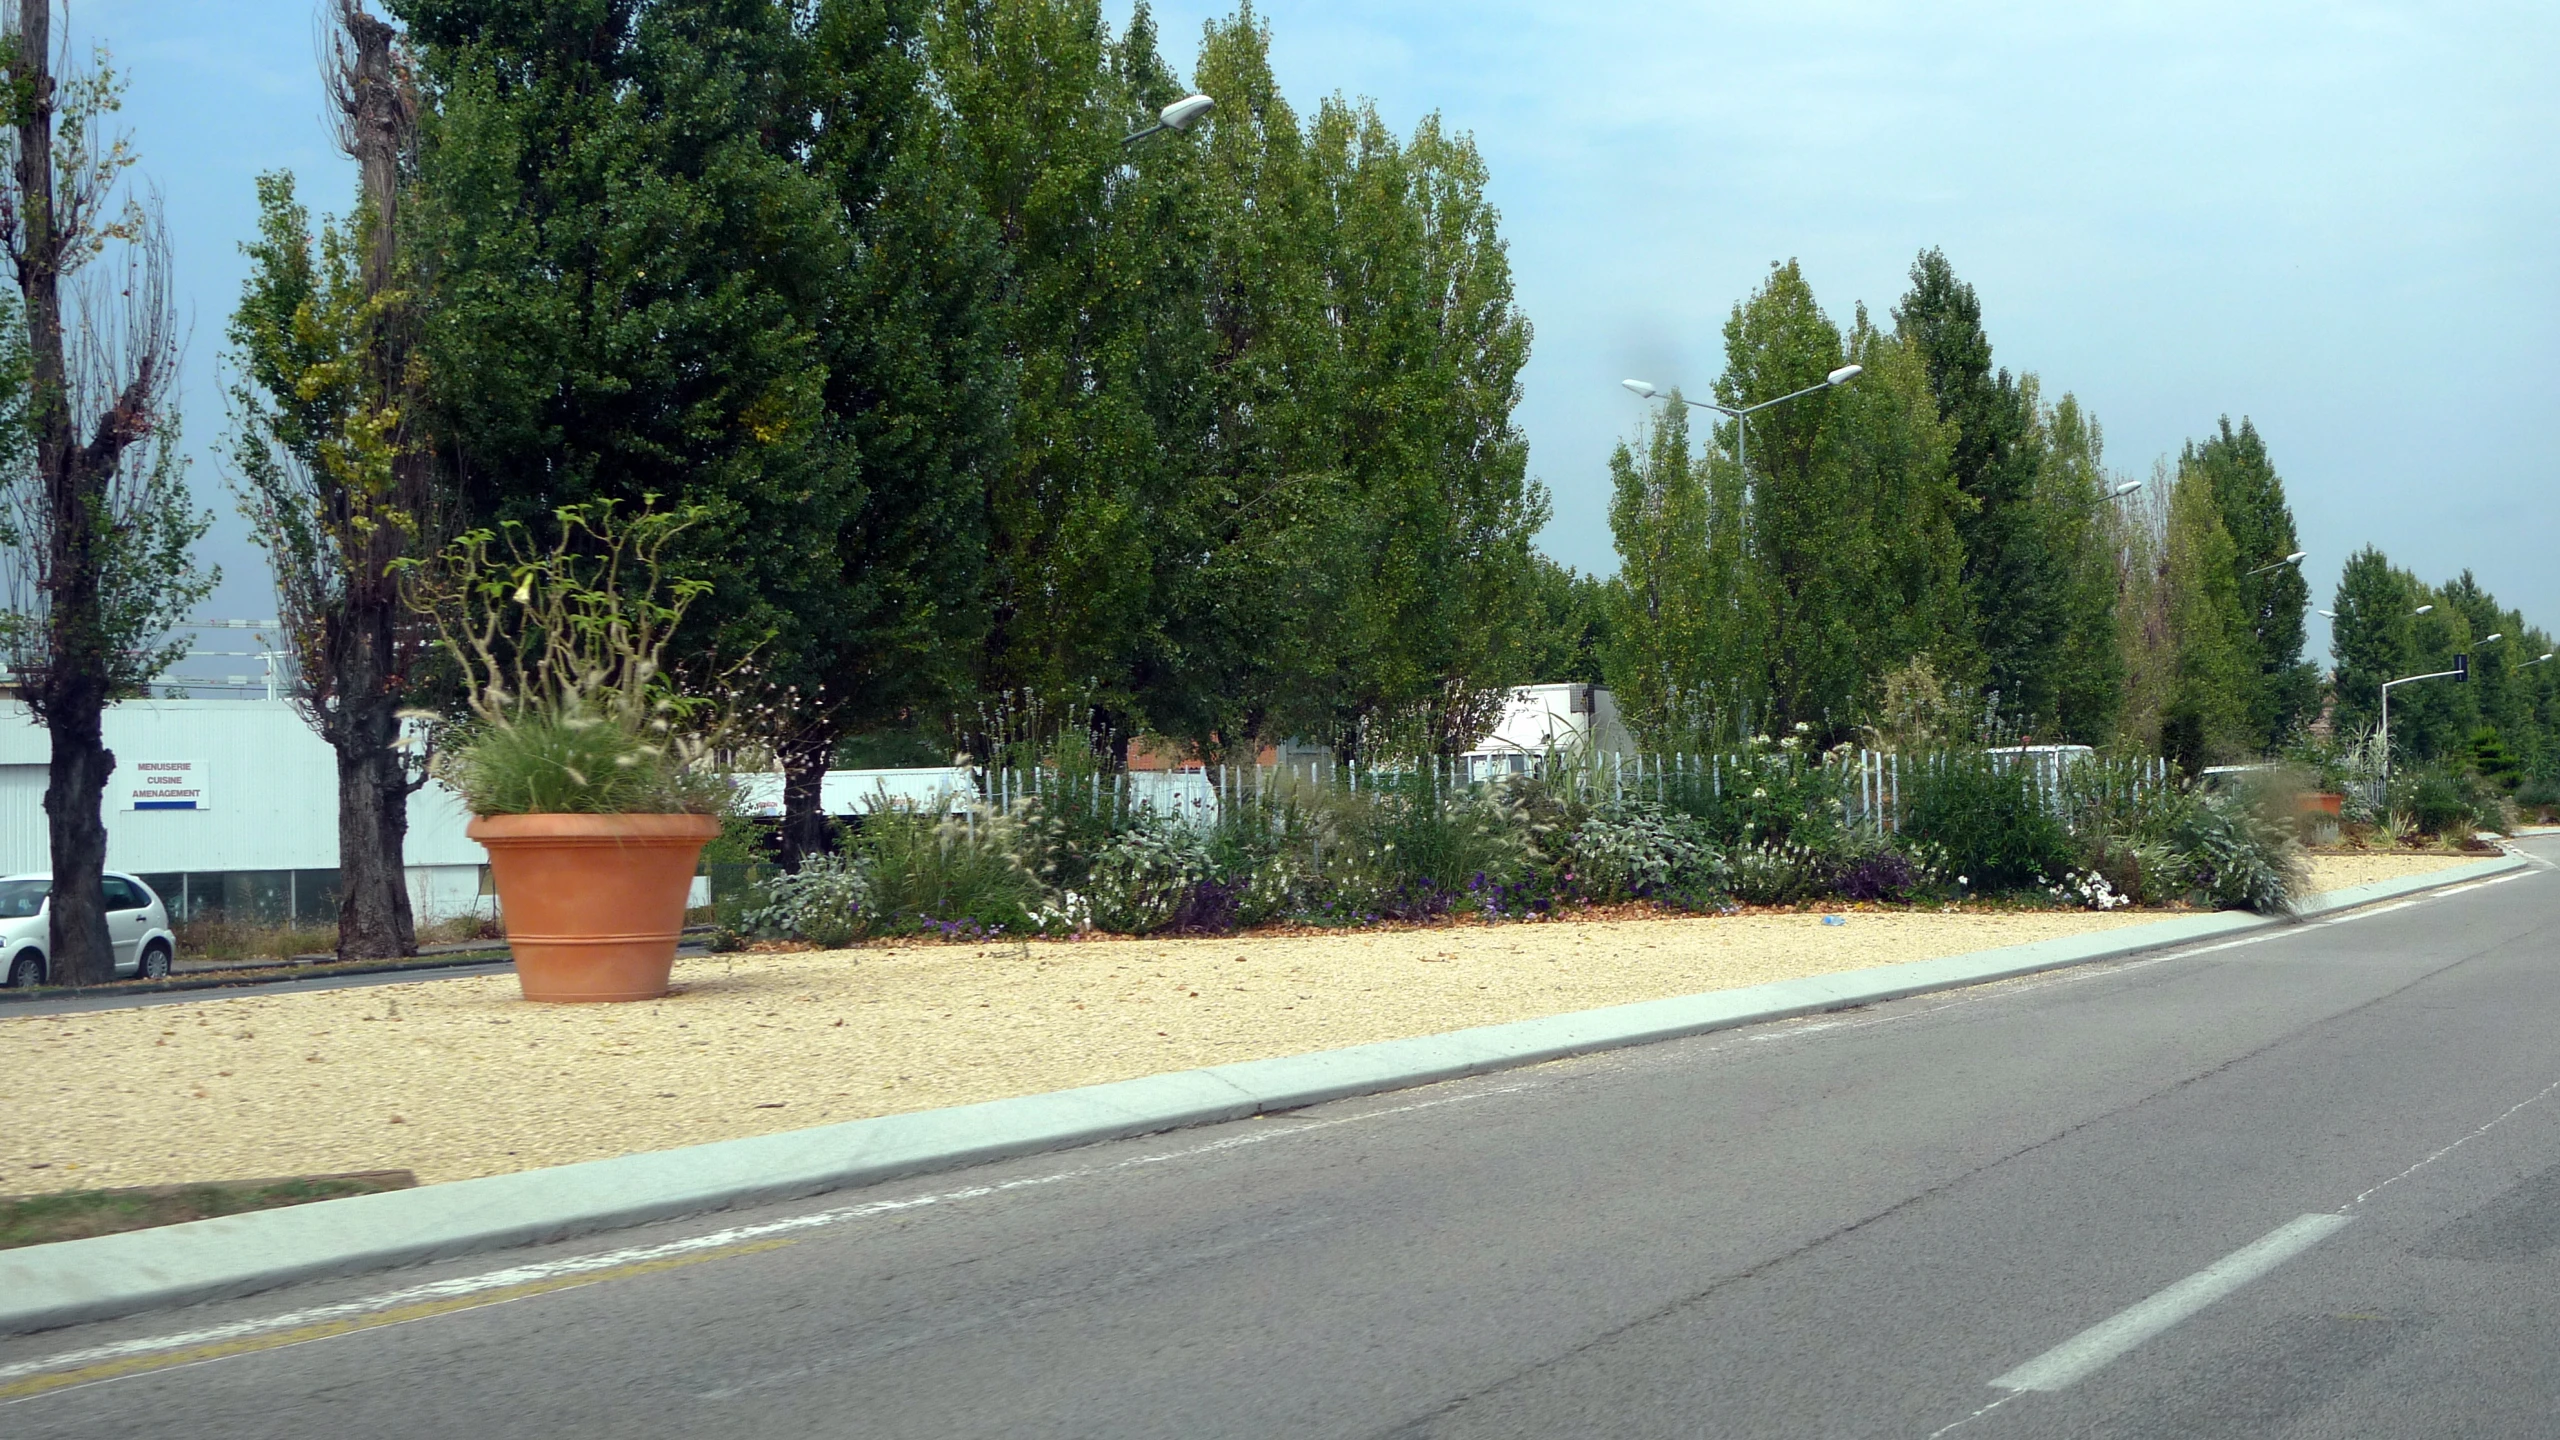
[1989,1213,2351,1392]
[0,1082,1534,1388]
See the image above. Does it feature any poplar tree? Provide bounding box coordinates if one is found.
[756,0,1008,865]
[2184,416,2314,748]
[0,10,211,985]
[1601,400,1718,748]
[229,2,439,959]
[2160,466,2254,771]
[1892,248,2066,731]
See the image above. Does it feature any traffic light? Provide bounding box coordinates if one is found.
[2456,653,2470,683]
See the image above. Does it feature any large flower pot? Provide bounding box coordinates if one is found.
[467,812,722,1002]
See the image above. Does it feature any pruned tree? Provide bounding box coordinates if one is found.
[0,2,212,986]
[228,0,438,961]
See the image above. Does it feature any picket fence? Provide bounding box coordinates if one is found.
[934,748,2172,836]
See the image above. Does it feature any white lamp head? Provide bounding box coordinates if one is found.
[2318,610,2336,618]
[2485,633,2504,644]
[2415,604,2435,615]
[1158,94,1216,132]
[1825,364,1863,386]
[1621,379,1659,399]
[2110,480,2143,498]
[2282,550,2306,565]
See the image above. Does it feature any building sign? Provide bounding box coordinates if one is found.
[126,759,210,810]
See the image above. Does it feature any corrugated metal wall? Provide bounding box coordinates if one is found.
[0,701,480,875]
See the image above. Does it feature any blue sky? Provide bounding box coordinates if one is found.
[78,1,2560,659]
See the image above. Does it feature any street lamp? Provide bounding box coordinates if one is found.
[1621,363,1862,490]
[2107,480,2143,499]
[2414,604,2434,616]
[2527,653,2558,667]
[2483,633,2504,645]
[1125,93,1215,146]
[2318,610,2336,619]
[2242,549,2307,579]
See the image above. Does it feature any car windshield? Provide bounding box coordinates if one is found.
[0,879,45,919]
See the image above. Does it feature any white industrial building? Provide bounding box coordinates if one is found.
[0,699,487,924]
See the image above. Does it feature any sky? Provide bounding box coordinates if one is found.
[63,0,2560,665]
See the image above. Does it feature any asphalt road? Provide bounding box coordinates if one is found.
[8,841,2559,1438]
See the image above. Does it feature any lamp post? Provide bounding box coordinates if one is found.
[1124,93,1215,147]
[2107,480,2144,499]
[2242,549,2307,579]
[2379,663,2468,792]
[1622,364,1862,493]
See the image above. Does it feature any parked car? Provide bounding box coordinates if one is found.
[0,872,179,987]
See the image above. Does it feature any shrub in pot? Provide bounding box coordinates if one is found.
[410,503,733,1002]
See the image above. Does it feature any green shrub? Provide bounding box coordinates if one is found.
[2167,792,2304,913]
[1086,817,1214,934]
[1900,753,2074,891]
[1564,799,1722,903]
[856,811,1045,937]
[442,707,733,816]
[733,853,871,948]
[1657,730,1852,848]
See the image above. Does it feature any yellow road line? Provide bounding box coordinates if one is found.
[1,1238,794,1405]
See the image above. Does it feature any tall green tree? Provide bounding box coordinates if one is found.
[1891,248,2070,731]
[2159,464,2255,771]
[2030,390,2125,742]
[393,0,853,680]
[1299,102,1547,757]
[2183,415,2314,747]
[1705,262,1964,739]
[755,0,1010,864]
[1600,399,1722,747]
[228,1,443,958]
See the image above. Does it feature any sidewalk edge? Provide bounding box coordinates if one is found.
[0,850,2529,1337]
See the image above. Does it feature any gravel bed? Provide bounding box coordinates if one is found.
[0,853,2477,1194]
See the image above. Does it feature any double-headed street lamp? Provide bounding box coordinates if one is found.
[1621,364,1863,490]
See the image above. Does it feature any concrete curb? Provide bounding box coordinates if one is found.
[0,851,2531,1338]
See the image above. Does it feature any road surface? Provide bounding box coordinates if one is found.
[6,839,2557,1437]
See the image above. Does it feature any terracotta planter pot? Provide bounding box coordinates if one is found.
[467,812,722,1002]
[2299,792,2345,816]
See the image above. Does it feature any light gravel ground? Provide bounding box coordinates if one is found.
[0,852,2484,1194]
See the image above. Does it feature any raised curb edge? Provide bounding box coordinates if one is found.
[0,850,2532,1337]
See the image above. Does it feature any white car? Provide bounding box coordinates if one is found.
[0,872,180,987]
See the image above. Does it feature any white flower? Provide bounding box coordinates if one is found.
[1957,875,1969,886]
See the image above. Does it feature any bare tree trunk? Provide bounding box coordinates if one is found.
[336,731,416,956]
[777,731,836,872]
[41,693,113,983]
[16,0,114,986]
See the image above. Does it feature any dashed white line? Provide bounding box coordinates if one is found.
[1989,1213,2352,1393]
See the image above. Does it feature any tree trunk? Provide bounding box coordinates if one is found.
[42,707,115,985]
[777,733,835,872]
[334,713,416,960]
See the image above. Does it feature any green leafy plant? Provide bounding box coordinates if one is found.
[733,852,871,948]
[406,500,736,816]
[855,810,1044,937]
[1899,752,2075,891]
[2167,792,2305,913]
[1564,799,1721,903]
[1085,816,1216,935]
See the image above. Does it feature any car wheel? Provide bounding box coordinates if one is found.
[5,951,40,988]
[140,941,172,980]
